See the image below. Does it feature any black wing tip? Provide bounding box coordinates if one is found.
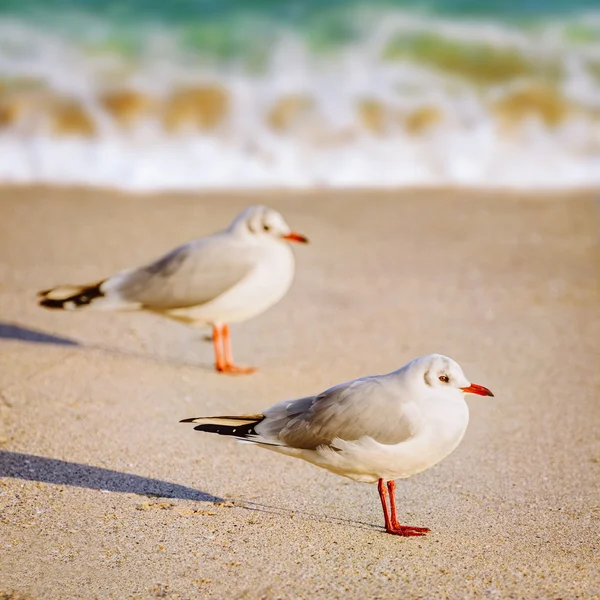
[192,423,260,436]
[37,281,106,310]
[180,416,265,438]
[39,297,67,309]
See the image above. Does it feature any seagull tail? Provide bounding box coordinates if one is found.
[38,280,108,310]
[180,414,266,440]
[38,274,141,311]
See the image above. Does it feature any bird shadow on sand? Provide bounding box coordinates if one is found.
[233,499,382,533]
[0,452,222,502]
[0,322,79,346]
[1,451,381,532]
[0,321,215,371]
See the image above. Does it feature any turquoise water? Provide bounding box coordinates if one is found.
[1,0,599,67]
[1,0,599,20]
[2,0,600,60]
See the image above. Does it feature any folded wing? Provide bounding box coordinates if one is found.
[108,235,255,310]
[257,376,418,449]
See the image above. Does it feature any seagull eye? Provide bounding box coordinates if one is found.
[439,375,450,383]
[263,224,270,232]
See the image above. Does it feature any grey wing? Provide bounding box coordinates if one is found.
[258,377,418,449]
[107,235,255,309]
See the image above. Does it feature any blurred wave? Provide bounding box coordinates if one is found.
[0,0,599,190]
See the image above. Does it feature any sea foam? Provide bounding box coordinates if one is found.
[0,9,599,191]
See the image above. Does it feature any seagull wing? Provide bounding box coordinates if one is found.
[107,234,255,310]
[258,376,419,449]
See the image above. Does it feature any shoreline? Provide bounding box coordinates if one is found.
[1,182,599,200]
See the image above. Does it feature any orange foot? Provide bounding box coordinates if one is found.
[386,525,430,537]
[216,363,257,375]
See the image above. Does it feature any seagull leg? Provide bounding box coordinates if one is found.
[378,479,429,537]
[219,324,256,375]
[212,325,226,372]
[378,478,394,531]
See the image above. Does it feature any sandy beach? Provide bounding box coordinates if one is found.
[0,187,598,599]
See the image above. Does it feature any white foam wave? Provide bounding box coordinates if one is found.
[1,11,599,191]
[1,123,598,191]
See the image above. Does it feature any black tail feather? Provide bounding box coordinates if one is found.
[193,421,260,438]
[180,415,265,439]
[39,281,105,310]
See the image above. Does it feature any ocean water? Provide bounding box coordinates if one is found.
[0,0,599,190]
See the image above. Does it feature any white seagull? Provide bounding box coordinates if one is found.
[39,205,308,374]
[181,354,493,536]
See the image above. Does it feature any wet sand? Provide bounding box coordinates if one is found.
[0,187,598,599]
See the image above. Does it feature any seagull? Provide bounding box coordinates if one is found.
[181,354,493,536]
[38,205,309,374]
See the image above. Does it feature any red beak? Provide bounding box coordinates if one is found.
[460,383,494,397]
[282,232,309,244]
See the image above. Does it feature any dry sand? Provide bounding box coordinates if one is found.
[0,187,598,599]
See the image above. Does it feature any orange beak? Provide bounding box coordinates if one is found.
[282,232,309,244]
[460,383,494,397]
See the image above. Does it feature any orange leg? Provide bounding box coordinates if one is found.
[378,478,394,531]
[213,324,256,375]
[212,325,226,372]
[377,479,430,537]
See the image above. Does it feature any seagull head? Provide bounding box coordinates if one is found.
[230,205,309,244]
[403,354,494,398]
